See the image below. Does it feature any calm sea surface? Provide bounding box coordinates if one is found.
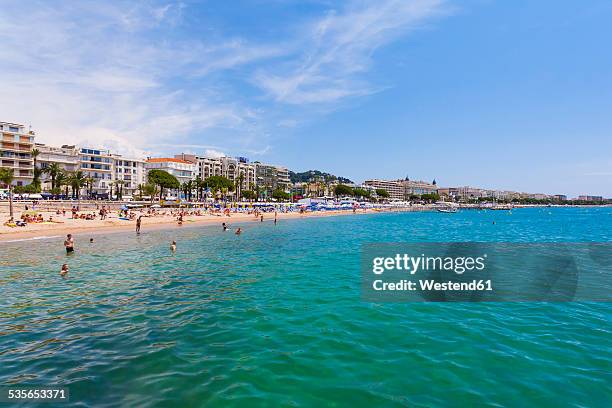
[1,207,611,407]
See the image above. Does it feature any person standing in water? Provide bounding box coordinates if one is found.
[260,214,264,222]
[274,211,278,225]
[136,215,142,233]
[60,264,69,277]
[64,234,74,254]
[235,227,242,235]
[170,241,177,252]
[222,222,228,231]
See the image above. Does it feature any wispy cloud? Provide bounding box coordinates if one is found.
[0,0,449,158]
[254,0,448,104]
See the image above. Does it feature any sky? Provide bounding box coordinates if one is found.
[1,0,611,197]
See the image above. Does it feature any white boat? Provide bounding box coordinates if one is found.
[437,207,458,213]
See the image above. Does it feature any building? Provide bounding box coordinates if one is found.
[363,179,405,200]
[35,143,79,190]
[79,147,114,196]
[0,122,35,186]
[553,195,567,201]
[112,155,147,197]
[578,195,603,201]
[145,157,196,185]
[363,178,438,201]
[254,162,291,195]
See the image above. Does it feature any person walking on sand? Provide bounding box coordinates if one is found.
[64,234,74,254]
[136,215,142,233]
[60,264,69,277]
[170,241,177,252]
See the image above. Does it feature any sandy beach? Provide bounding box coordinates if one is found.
[0,201,421,242]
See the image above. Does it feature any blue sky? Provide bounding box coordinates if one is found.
[1,0,611,197]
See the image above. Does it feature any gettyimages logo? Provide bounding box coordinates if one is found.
[361,243,611,302]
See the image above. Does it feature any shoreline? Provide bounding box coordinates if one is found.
[0,208,412,243]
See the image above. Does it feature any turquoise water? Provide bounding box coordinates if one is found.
[1,207,611,407]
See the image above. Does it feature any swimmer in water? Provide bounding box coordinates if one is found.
[170,241,177,252]
[64,234,74,254]
[89,238,94,243]
[60,264,69,276]
[235,227,242,235]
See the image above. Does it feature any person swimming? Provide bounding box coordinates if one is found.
[235,228,242,235]
[64,234,74,254]
[60,264,69,277]
[170,241,177,252]
[89,238,94,243]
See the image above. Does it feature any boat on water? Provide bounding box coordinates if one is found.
[489,205,513,211]
[437,207,458,213]
[434,201,459,213]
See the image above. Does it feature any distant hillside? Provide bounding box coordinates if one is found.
[289,170,353,184]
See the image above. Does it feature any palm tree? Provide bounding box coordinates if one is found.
[143,183,157,203]
[67,171,86,199]
[236,173,245,202]
[31,148,41,191]
[85,177,94,198]
[45,163,62,190]
[0,168,15,218]
[116,180,125,200]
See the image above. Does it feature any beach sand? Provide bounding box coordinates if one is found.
[0,204,417,242]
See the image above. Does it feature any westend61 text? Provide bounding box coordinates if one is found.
[372,279,493,292]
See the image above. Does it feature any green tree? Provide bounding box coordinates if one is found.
[143,183,158,203]
[67,171,87,199]
[0,168,15,218]
[375,188,390,198]
[353,188,371,199]
[181,180,194,201]
[203,176,234,201]
[334,184,354,197]
[44,163,62,190]
[148,169,180,198]
[241,190,257,201]
[271,189,291,201]
[30,148,42,191]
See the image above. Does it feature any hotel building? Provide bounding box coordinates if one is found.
[0,122,35,186]
[145,157,196,185]
[112,155,147,197]
[363,179,438,201]
[174,153,257,194]
[35,143,79,190]
[254,162,291,194]
[79,147,114,196]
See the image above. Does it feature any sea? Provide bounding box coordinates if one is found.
[1,207,610,407]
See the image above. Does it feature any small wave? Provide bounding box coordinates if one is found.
[2,235,62,243]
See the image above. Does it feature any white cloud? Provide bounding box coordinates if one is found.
[0,0,450,158]
[0,1,270,157]
[203,149,227,159]
[254,0,448,104]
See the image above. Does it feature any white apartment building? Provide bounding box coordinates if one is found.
[145,157,196,185]
[36,143,79,190]
[254,162,291,194]
[174,153,257,194]
[79,147,114,196]
[0,122,35,186]
[112,155,147,197]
